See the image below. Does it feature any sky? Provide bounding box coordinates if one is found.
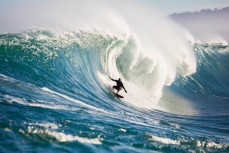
[1,0,229,13]
[144,0,229,13]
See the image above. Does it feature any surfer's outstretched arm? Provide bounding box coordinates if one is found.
[109,76,116,82]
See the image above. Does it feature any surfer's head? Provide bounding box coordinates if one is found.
[118,78,121,81]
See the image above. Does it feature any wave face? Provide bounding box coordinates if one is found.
[162,43,229,115]
[175,44,229,97]
[0,30,229,153]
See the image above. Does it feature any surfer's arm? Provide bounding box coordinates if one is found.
[123,86,127,93]
[109,76,116,82]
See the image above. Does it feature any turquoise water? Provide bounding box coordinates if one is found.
[0,30,229,153]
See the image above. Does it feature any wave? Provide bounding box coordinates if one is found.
[1,29,228,117]
[0,28,196,110]
[161,43,229,115]
[0,0,198,110]
[173,43,229,97]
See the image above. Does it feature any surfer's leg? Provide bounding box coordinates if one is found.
[113,86,118,91]
[116,86,121,93]
[113,86,120,93]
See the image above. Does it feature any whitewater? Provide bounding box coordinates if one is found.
[0,0,229,152]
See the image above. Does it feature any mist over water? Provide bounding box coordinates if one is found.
[170,7,229,44]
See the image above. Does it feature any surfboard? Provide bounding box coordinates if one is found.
[113,92,124,98]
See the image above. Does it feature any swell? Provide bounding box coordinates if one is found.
[164,43,229,115]
[1,30,228,116]
[173,43,229,97]
[0,30,194,109]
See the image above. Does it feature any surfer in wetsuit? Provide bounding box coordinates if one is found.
[109,76,127,94]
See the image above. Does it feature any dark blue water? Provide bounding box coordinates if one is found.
[0,30,228,153]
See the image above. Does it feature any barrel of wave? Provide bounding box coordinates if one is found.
[99,33,196,110]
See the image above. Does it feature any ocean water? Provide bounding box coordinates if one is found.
[0,29,228,153]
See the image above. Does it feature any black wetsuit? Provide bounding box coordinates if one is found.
[113,80,123,91]
[109,76,127,93]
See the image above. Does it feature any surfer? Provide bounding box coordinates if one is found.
[109,76,127,94]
